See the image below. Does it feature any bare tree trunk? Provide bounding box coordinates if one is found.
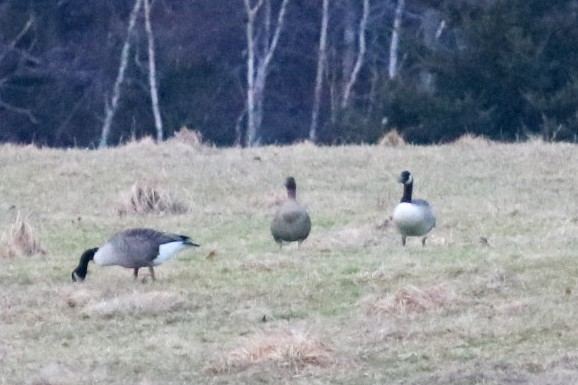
[143,0,163,143]
[341,0,356,85]
[419,8,443,91]
[243,0,290,147]
[309,0,329,143]
[0,15,38,124]
[388,0,404,79]
[243,0,261,148]
[99,0,143,148]
[341,0,369,109]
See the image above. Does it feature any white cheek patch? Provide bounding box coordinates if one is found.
[405,174,413,185]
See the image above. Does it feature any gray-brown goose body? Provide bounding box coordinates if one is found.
[71,228,199,282]
[271,177,311,247]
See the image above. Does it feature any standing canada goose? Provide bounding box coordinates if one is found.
[71,228,199,282]
[271,176,311,247]
[392,170,436,246]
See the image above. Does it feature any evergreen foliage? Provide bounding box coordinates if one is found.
[387,0,578,143]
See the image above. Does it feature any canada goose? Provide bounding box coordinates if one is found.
[392,170,436,246]
[271,177,311,247]
[71,228,199,282]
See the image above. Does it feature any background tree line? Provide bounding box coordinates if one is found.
[0,0,577,148]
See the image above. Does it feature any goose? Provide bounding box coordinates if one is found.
[271,176,311,247]
[71,228,199,282]
[392,170,436,246]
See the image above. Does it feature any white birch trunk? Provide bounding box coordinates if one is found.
[309,0,329,143]
[243,0,261,147]
[388,0,405,79]
[99,0,143,148]
[341,0,369,109]
[243,0,290,147]
[143,0,163,142]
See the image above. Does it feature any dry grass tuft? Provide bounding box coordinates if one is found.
[0,214,46,259]
[170,126,205,148]
[82,290,186,318]
[205,328,333,374]
[378,129,405,147]
[365,284,457,315]
[118,180,188,216]
[451,133,493,147]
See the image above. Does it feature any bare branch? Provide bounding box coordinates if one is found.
[99,0,143,148]
[0,15,35,64]
[341,0,369,109]
[0,100,38,124]
[262,0,290,70]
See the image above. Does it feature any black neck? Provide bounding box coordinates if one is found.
[72,247,98,281]
[401,182,413,203]
[287,187,296,200]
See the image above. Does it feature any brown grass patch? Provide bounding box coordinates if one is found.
[365,284,457,315]
[378,129,405,146]
[205,328,333,374]
[0,214,46,259]
[82,291,186,318]
[118,180,188,216]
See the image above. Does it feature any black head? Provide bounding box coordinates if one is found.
[398,170,413,185]
[71,247,98,282]
[284,177,296,190]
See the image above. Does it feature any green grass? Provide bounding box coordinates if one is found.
[1,138,578,384]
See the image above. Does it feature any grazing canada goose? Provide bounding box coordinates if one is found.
[71,228,199,282]
[392,170,436,246]
[271,176,311,247]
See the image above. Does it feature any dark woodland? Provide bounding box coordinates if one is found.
[0,0,577,147]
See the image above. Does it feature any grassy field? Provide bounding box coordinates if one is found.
[1,137,578,384]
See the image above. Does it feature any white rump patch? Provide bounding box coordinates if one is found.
[154,241,187,265]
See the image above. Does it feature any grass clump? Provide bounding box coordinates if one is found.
[170,126,206,148]
[0,214,45,259]
[364,283,457,315]
[118,180,188,216]
[378,129,405,146]
[205,328,333,374]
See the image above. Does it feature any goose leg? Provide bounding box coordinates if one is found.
[148,266,156,281]
[421,237,427,246]
[133,268,139,279]
[401,236,407,246]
